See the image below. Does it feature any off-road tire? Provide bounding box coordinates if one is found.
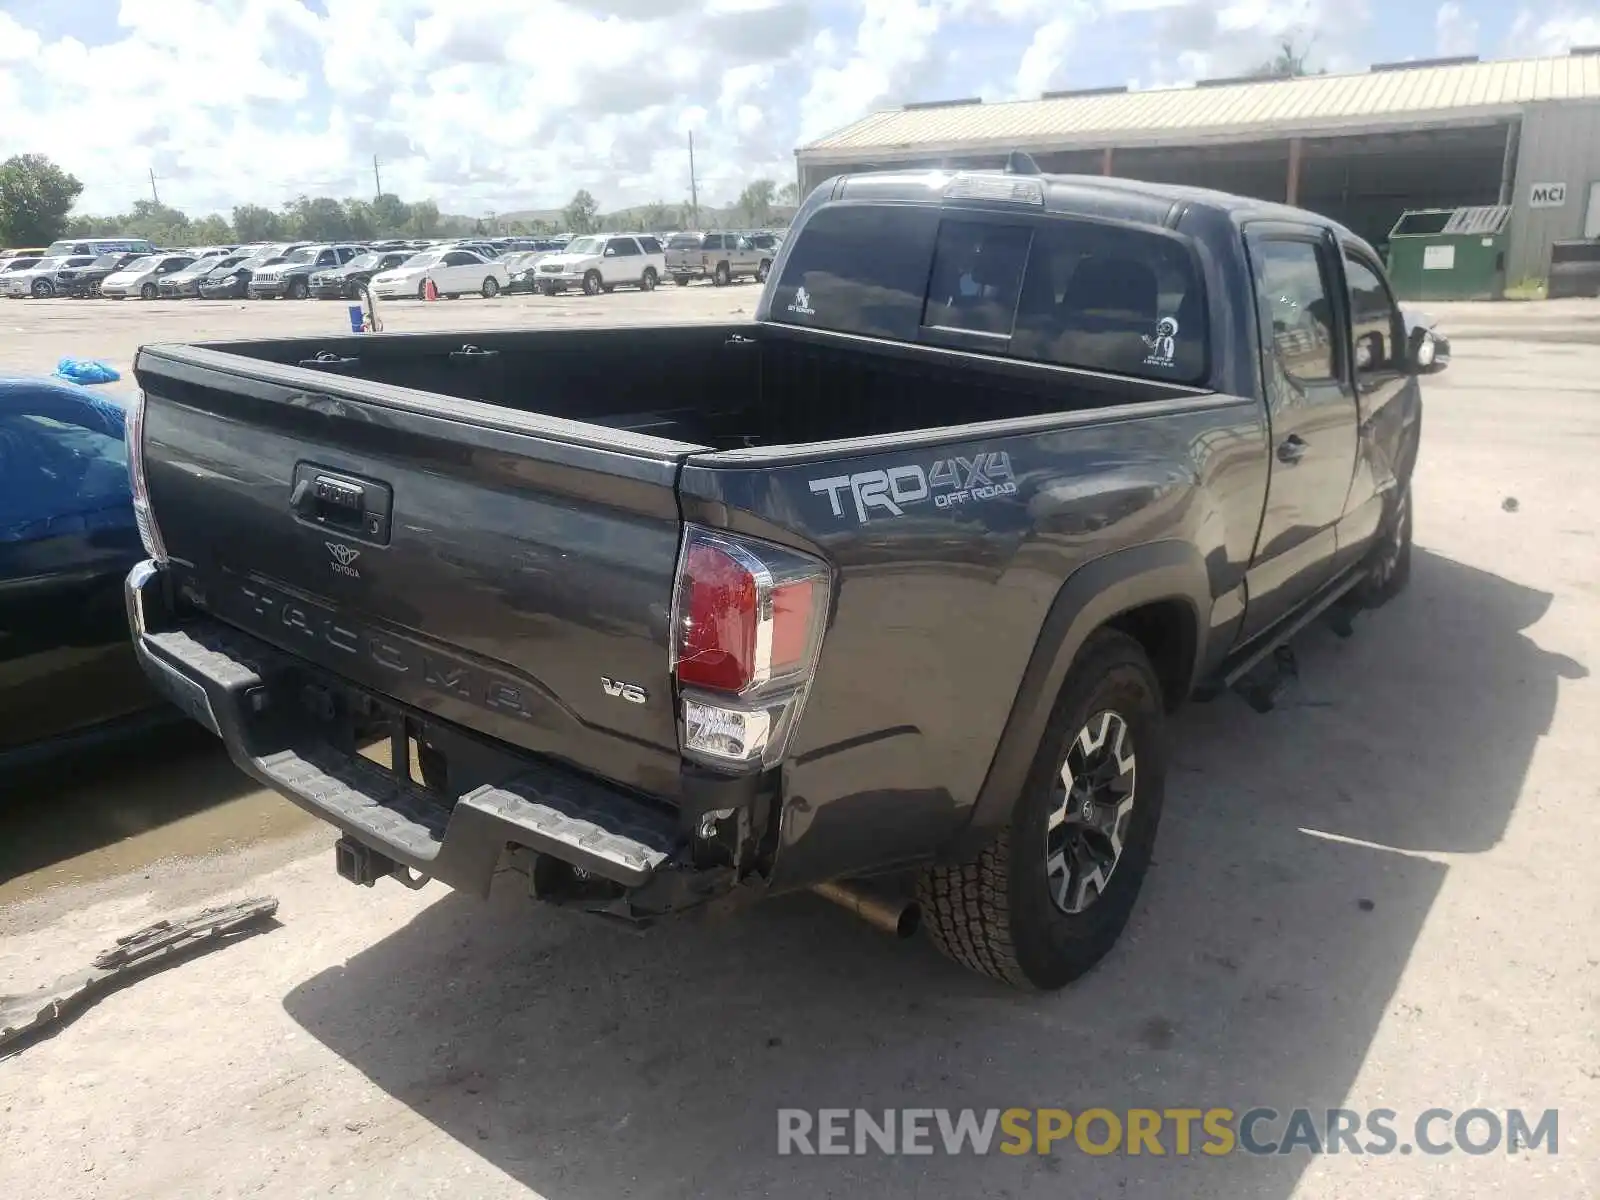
[918,629,1167,989]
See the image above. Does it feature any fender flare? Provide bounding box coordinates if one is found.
[950,540,1211,854]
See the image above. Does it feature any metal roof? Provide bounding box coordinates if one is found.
[799,54,1600,162]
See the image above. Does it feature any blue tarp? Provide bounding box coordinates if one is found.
[0,377,134,547]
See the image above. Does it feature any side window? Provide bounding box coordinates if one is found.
[922,220,1031,336]
[1010,221,1207,381]
[317,251,337,266]
[443,251,473,266]
[638,236,662,254]
[1343,253,1405,376]
[337,246,358,262]
[770,204,942,340]
[1249,239,1338,385]
[614,238,641,256]
[703,234,723,251]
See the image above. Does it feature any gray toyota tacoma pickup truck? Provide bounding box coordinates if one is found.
[123,165,1447,989]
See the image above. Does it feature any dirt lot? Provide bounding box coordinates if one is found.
[1,294,1598,1199]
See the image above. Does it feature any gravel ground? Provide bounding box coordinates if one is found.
[1,293,1597,1200]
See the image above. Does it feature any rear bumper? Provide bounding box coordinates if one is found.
[125,561,748,909]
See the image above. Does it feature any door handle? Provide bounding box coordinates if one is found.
[1277,435,1308,464]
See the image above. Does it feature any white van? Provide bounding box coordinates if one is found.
[44,236,157,258]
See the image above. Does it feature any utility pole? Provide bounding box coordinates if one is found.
[373,154,383,201]
[688,131,699,230]
[148,167,160,206]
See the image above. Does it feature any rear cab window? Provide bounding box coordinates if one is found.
[770,202,1208,383]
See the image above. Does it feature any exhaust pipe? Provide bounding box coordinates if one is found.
[811,880,920,939]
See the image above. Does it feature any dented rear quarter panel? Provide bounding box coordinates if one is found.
[678,390,1269,888]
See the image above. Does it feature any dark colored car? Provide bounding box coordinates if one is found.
[53,253,143,298]
[125,167,1445,988]
[308,251,413,299]
[248,244,365,299]
[159,251,255,298]
[198,251,293,299]
[1,379,165,770]
[1547,238,1600,298]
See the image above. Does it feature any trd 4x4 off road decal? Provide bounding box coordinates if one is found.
[809,451,1017,524]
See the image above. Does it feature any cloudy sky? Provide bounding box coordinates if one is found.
[1,0,1597,218]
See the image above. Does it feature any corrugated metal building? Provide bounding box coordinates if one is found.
[796,51,1600,289]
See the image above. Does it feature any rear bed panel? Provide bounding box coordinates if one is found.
[136,349,690,799]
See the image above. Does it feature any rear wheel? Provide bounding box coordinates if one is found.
[481,276,500,298]
[713,262,731,286]
[640,267,657,291]
[345,280,363,300]
[583,270,603,296]
[139,283,157,300]
[756,258,771,283]
[918,630,1166,989]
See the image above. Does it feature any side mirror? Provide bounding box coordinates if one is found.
[1408,326,1449,375]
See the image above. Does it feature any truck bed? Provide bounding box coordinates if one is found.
[180,322,1208,452]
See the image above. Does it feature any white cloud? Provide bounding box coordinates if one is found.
[1506,6,1600,55]
[1434,2,1479,56]
[1014,18,1082,97]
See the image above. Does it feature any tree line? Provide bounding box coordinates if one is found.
[2,153,801,249]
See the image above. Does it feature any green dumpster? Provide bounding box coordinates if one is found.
[1385,206,1511,301]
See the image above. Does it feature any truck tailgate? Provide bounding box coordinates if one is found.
[134,346,694,798]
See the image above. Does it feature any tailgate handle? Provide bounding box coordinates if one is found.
[290,465,394,544]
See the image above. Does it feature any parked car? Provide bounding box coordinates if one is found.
[1,248,47,261]
[124,168,1445,989]
[2,255,98,298]
[308,251,413,299]
[54,252,144,298]
[532,233,664,295]
[369,248,511,299]
[248,245,365,299]
[197,249,294,299]
[663,231,769,286]
[99,253,198,299]
[158,252,254,298]
[1,379,167,770]
[0,257,44,286]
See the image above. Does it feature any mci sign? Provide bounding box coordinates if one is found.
[1528,181,1567,208]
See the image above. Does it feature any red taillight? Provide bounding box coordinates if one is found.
[671,527,830,769]
[677,542,758,692]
